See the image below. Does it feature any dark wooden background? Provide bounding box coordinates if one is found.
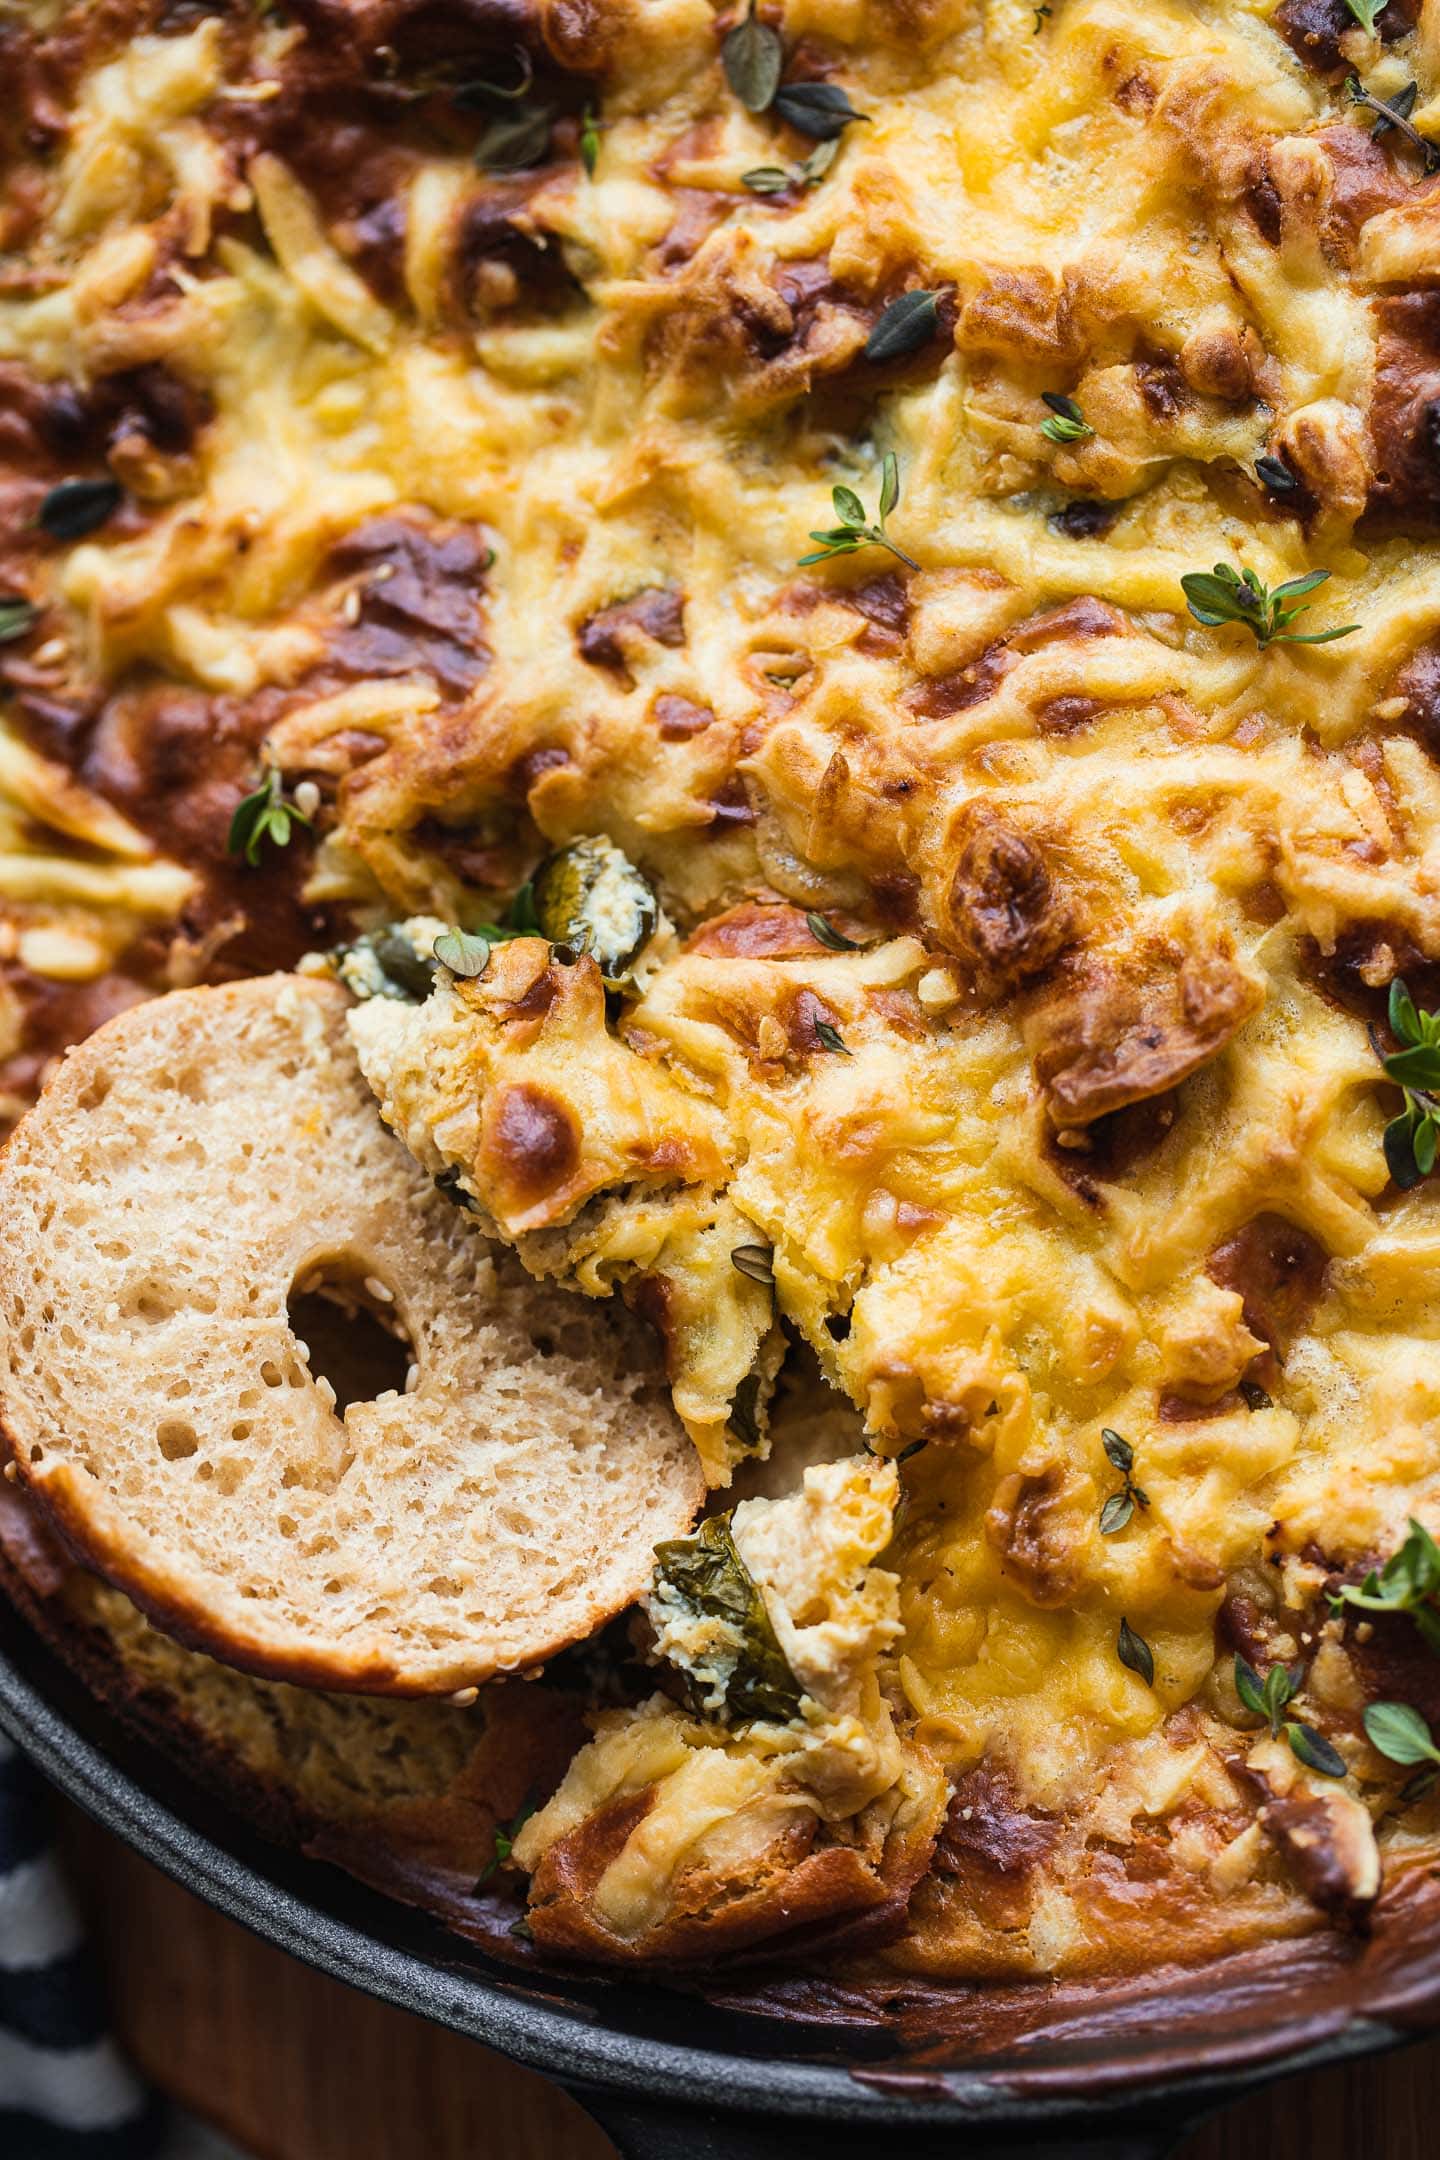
[61,1809,1438,2160]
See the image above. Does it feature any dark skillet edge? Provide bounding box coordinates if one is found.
[1,1603,1434,2155]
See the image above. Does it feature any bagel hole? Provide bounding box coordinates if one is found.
[286,1256,414,1417]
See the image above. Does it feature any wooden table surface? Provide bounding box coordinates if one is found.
[60,1805,1439,2160]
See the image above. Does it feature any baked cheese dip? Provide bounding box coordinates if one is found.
[2,0,1440,1983]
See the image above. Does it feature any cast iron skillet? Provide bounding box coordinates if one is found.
[2,1594,1437,2160]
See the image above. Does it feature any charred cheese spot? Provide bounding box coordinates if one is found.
[484,1080,580,1211]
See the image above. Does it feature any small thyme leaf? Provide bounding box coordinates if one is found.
[1040,392,1094,446]
[799,452,918,571]
[1239,1377,1273,1411]
[742,137,838,196]
[1364,1699,1440,1768]
[1117,1618,1155,1685]
[1034,2,1052,24]
[1286,1721,1348,1778]
[1099,1491,1134,1536]
[474,103,552,171]
[813,1018,850,1054]
[772,80,869,139]
[0,598,37,645]
[1101,1428,1133,1474]
[579,106,600,176]
[864,289,940,365]
[1347,73,1440,168]
[1234,1657,1268,1720]
[1255,453,1300,496]
[1099,1429,1148,1535]
[226,766,312,868]
[722,0,784,112]
[1341,0,1383,36]
[433,927,491,978]
[38,476,123,542]
[1180,561,1360,648]
[476,1792,538,1885]
[1374,980,1440,1188]
[806,910,863,950]
[731,1243,776,1286]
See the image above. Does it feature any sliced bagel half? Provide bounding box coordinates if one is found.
[0,975,702,1695]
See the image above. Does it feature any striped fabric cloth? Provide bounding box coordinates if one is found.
[0,1735,243,2160]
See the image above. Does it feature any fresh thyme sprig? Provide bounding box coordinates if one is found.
[227,766,312,867]
[1040,392,1093,445]
[1180,562,1360,647]
[799,453,919,570]
[1364,1700,1440,1799]
[476,1791,538,1885]
[742,137,838,194]
[1234,1655,1348,1778]
[1376,977,1440,1188]
[1332,1517,1440,1652]
[1098,1428,1149,1536]
[1347,75,1440,168]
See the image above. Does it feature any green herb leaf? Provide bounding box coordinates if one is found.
[730,1243,776,1286]
[1181,561,1360,648]
[579,106,600,176]
[727,1366,766,1452]
[38,477,123,542]
[1342,0,1383,34]
[1364,1699,1440,1768]
[476,1791,538,1885]
[433,927,492,979]
[742,164,792,193]
[1101,1428,1133,1474]
[1040,392,1093,445]
[1033,2,1052,24]
[772,80,868,139]
[1099,1491,1134,1536]
[806,910,863,950]
[1332,1518,1440,1652]
[475,103,552,171]
[814,1018,850,1054]
[864,289,940,365]
[798,136,840,184]
[1255,453,1300,496]
[1234,1656,1268,1720]
[1099,1428,1147,1535]
[800,455,917,571]
[0,598,37,646]
[651,1512,805,1724]
[226,766,312,868]
[1239,1377,1273,1410]
[1286,1722,1348,1778]
[1376,982,1440,1189]
[722,0,784,112]
[1117,1618,1155,1685]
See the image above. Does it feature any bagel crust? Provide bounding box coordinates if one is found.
[0,977,703,1695]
